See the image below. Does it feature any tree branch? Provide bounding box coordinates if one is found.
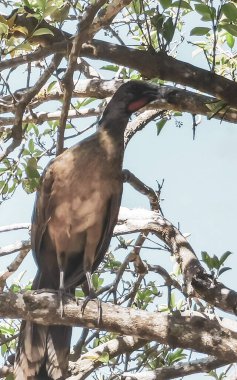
[2,204,237,315]
[2,80,236,129]
[57,0,108,155]
[121,356,229,380]
[116,207,237,315]
[68,336,145,380]
[2,39,237,112]
[0,53,63,161]
[0,290,237,362]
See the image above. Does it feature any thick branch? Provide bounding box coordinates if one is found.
[2,80,236,128]
[2,204,237,315]
[0,291,237,362]
[83,40,237,109]
[2,40,237,111]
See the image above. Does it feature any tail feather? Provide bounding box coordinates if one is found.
[14,321,72,379]
[45,325,72,379]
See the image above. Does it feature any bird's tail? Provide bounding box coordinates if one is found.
[14,320,72,379]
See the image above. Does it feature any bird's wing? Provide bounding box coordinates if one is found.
[93,189,122,271]
[64,188,123,290]
[31,161,55,265]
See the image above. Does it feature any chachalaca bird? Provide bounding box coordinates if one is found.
[14,80,159,380]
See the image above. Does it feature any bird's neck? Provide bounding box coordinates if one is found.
[99,106,129,141]
[98,117,127,165]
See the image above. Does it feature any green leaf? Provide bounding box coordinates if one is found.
[170,292,176,309]
[27,157,37,169]
[0,15,7,25]
[190,27,211,36]
[131,0,142,14]
[13,25,28,35]
[28,139,34,153]
[92,273,99,290]
[79,98,97,107]
[222,3,237,22]
[0,22,8,36]
[163,17,175,43]
[97,352,110,364]
[151,14,165,30]
[219,267,232,276]
[22,178,39,193]
[167,348,186,365]
[36,0,47,12]
[47,81,57,92]
[1,183,8,195]
[47,3,70,22]
[32,28,54,37]
[195,4,215,21]
[211,255,220,270]
[23,0,32,9]
[172,1,193,10]
[219,251,232,266]
[160,0,172,10]
[10,283,21,293]
[101,64,119,72]
[226,32,235,48]
[195,3,210,15]
[25,157,40,179]
[221,23,237,37]
[75,289,84,298]
[201,251,212,270]
[156,119,167,135]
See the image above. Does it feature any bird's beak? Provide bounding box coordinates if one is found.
[143,86,160,102]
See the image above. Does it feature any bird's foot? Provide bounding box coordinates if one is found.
[81,290,102,325]
[101,283,117,304]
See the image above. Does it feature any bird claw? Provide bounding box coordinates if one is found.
[81,291,102,325]
[102,284,117,304]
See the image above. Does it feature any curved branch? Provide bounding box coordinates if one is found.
[116,207,237,315]
[121,356,229,380]
[68,336,145,380]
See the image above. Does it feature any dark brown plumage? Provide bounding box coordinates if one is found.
[14,80,159,379]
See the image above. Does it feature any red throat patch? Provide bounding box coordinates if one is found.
[127,97,148,112]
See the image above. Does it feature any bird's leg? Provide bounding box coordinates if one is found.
[59,269,65,317]
[81,271,102,324]
[81,229,102,323]
[58,252,66,318]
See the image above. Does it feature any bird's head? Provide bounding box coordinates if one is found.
[100,81,159,128]
[116,80,159,114]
